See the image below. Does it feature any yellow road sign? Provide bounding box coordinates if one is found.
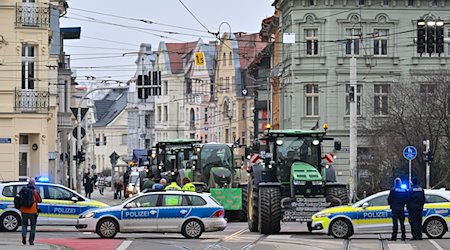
[194,52,205,66]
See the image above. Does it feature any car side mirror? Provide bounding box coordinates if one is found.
[362,202,369,209]
[71,197,78,203]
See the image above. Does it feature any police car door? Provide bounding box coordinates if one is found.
[158,194,189,231]
[46,185,81,225]
[356,194,390,232]
[121,194,160,232]
[34,185,48,225]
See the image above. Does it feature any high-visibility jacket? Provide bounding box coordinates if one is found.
[165,182,181,191]
[182,182,196,192]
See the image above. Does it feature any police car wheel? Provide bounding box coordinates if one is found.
[330,218,352,239]
[96,218,119,238]
[424,218,446,239]
[182,219,203,239]
[0,212,21,232]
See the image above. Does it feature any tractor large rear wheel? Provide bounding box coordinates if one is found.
[326,184,349,206]
[247,178,259,232]
[258,186,281,234]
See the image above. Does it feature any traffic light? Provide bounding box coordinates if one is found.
[426,25,435,54]
[348,85,355,102]
[423,152,434,162]
[77,150,86,164]
[417,20,426,54]
[435,22,444,54]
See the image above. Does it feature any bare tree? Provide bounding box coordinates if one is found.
[360,71,450,193]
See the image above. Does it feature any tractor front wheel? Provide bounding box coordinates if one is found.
[247,178,259,232]
[258,186,281,234]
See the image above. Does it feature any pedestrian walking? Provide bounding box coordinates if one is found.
[19,178,42,245]
[83,173,94,199]
[97,174,106,195]
[114,178,123,199]
[407,177,425,240]
[387,177,408,241]
[182,177,196,192]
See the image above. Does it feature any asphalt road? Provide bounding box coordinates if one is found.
[2,222,450,250]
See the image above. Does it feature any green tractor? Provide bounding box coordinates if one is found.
[153,139,201,183]
[247,127,349,234]
[192,143,248,220]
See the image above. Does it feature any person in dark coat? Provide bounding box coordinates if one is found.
[387,177,408,241]
[83,173,94,199]
[407,177,425,240]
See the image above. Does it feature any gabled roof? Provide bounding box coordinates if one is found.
[165,41,198,74]
[236,33,267,70]
[93,89,128,127]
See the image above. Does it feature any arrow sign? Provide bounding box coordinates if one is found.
[403,146,417,161]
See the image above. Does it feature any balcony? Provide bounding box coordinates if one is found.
[15,3,50,28]
[15,89,50,113]
[57,112,73,130]
[58,55,71,70]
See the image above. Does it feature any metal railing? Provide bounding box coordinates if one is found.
[15,3,50,28]
[15,88,50,113]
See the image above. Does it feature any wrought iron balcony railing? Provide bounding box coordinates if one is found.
[15,88,50,113]
[15,3,50,28]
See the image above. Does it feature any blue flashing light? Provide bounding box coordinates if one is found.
[400,184,407,189]
[36,176,49,182]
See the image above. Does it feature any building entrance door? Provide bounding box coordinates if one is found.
[19,136,30,181]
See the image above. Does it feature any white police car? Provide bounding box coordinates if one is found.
[311,189,450,239]
[0,181,108,232]
[77,190,227,238]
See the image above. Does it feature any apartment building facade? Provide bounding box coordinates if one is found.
[273,0,450,182]
[0,0,68,181]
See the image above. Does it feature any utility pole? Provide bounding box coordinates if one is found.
[349,36,358,203]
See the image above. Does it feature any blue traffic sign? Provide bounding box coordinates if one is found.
[403,146,417,161]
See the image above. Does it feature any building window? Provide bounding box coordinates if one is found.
[22,44,35,90]
[164,105,168,122]
[186,78,192,94]
[358,0,365,5]
[205,134,208,143]
[346,84,362,116]
[229,52,232,65]
[373,29,388,55]
[121,134,127,145]
[95,137,100,146]
[407,0,414,6]
[308,0,315,5]
[420,84,435,103]
[305,84,319,116]
[222,52,226,66]
[103,135,107,145]
[157,106,162,122]
[204,108,208,122]
[346,28,361,55]
[242,103,246,119]
[163,81,168,95]
[225,77,230,90]
[431,0,437,6]
[374,84,390,116]
[305,29,319,55]
[383,0,389,5]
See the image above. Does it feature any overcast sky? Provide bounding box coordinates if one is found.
[60,0,274,84]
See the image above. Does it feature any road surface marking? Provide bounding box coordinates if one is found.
[224,228,247,240]
[388,243,414,250]
[429,240,444,250]
[117,240,132,250]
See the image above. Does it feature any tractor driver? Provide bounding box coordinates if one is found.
[203,149,222,182]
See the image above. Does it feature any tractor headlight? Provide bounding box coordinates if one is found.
[293,180,306,185]
[268,164,273,169]
[312,181,323,185]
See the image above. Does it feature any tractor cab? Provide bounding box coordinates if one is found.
[196,143,234,188]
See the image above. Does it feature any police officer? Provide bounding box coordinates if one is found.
[182,177,196,192]
[387,177,408,241]
[165,175,181,191]
[407,177,425,240]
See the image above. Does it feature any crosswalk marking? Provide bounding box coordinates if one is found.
[387,243,414,250]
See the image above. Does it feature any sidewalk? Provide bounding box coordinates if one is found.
[89,187,123,206]
[0,238,71,250]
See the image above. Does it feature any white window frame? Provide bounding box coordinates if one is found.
[305,29,319,56]
[346,84,362,116]
[373,29,389,56]
[157,106,162,122]
[164,105,168,122]
[305,84,319,116]
[374,84,390,116]
[345,28,361,55]
[22,44,35,90]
